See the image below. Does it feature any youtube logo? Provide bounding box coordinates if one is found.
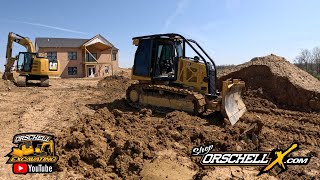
[13,163,28,174]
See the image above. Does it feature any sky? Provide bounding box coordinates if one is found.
[0,0,320,69]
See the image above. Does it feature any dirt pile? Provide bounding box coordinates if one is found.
[96,75,131,101]
[55,104,319,179]
[0,72,14,91]
[54,64,319,179]
[98,75,131,91]
[218,54,320,112]
[55,109,240,179]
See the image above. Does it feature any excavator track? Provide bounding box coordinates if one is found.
[126,84,207,114]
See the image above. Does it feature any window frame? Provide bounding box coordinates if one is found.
[68,52,77,60]
[112,52,117,61]
[86,53,97,62]
[67,67,78,75]
[47,52,57,61]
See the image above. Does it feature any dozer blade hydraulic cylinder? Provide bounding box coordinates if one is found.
[221,79,246,125]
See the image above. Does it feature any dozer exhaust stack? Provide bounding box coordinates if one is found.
[221,79,246,125]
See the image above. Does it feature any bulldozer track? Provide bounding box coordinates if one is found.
[126,84,207,114]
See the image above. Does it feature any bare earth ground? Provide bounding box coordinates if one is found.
[0,78,101,179]
[0,58,319,180]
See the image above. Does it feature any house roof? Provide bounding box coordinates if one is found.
[35,35,118,50]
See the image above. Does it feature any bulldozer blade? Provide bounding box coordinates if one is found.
[221,81,246,125]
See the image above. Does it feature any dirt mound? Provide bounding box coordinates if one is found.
[114,68,132,78]
[55,109,241,179]
[98,75,131,90]
[54,73,319,179]
[96,75,131,100]
[55,105,319,179]
[0,72,14,91]
[218,54,320,112]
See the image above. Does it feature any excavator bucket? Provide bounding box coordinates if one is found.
[221,79,246,125]
[2,72,14,81]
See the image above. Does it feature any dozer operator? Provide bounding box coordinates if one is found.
[126,33,246,125]
[2,32,60,87]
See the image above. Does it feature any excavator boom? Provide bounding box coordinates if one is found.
[4,32,35,73]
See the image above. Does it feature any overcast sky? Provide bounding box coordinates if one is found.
[0,0,320,69]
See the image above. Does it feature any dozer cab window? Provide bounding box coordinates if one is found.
[133,39,153,76]
[153,41,176,80]
[17,52,32,72]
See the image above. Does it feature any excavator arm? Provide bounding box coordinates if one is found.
[3,32,35,80]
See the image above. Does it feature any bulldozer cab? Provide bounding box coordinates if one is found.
[133,37,182,81]
[132,33,217,95]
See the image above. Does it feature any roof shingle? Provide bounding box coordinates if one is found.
[35,38,89,48]
[35,35,118,50]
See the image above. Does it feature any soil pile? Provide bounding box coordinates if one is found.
[97,75,131,100]
[0,72,14,91]
[54,62,319,179]
[55,109,240,179]
[55,105,319,179]
[98,75,131,91]
[218,54,320,112]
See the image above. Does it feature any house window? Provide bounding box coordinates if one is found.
[86,53,97,62]
[47,52,57,61]
[68,52,77,60]
[68,67,77,75]
[112,52,117,61]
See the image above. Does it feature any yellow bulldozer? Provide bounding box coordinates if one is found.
[2,32,60,87]
[126,33,246,125]
[10,141,34,157]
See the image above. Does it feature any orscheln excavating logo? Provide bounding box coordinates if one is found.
[191,143,311,175]
[5,133,59,174]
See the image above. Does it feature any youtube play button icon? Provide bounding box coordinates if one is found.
[13,163,28,174]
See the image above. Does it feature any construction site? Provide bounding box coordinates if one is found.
[0,52,319,179]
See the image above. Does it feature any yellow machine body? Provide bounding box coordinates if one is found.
[17,57,60,76]
[11,141,34,157]
[3,32,60,86]
[128,33,246,125]
[34,140,54,156]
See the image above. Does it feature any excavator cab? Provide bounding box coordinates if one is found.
[17,52,34,72]
[128,33,246,125]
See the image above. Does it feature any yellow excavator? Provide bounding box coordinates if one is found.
[34,140,55,156]
[2,32,60,87]
[126,33,246,125]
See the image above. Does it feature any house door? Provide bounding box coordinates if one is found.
[87,66,96,77]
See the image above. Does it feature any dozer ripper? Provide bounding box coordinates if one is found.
[2,32,60,87]
[126,33,246,125]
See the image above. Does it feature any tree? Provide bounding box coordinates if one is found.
[295,49,312,71]
[312,47,320,73]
